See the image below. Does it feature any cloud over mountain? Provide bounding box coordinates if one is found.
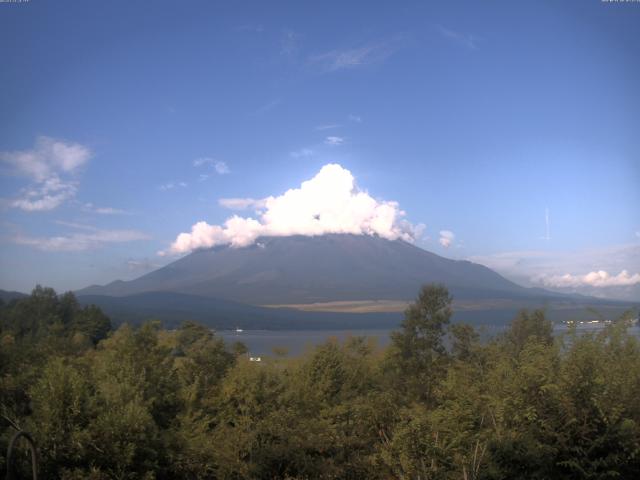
[163,163,423,255]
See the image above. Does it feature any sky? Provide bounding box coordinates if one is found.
[0,0,639,299]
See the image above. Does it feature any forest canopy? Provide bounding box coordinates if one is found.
[1,284,640,479]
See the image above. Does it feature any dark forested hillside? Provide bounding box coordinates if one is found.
[76,291,401,330]
[2,285,640,479]
[0,289,27,303]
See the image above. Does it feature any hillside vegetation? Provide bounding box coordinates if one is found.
[1,285,640,479]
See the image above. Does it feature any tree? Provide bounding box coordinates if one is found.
[449,323,480,362]
[29,358,92,476]
[73,305,111,344]
[386,284,453,404]
[503,309,553,356]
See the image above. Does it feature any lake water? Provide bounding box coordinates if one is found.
[218,323,640,356]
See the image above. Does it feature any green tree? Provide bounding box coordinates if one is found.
[73,305,112,344]
[386,284,453,404]
[29,358,93,476]
[503,309,553,356]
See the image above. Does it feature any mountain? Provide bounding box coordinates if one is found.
[0,289,28,303]
[78,234,568,305]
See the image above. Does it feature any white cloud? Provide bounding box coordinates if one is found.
[325,136,344,146]
[126,258,161,272]
[93,207,126,215]
[439,230,455,248]
[469,244,640,300]
[193,157,212,167]
[214,161,230,175]
[218,197,267,210]
[280,29,299,57]
[162,163,421,255]
[159,182,188,191]
[14,228,149,252]
[1,136,92,211]
[290,148,314,158]
[82,203,129,215]
[53,220,97,231]
[315,124,340,131]
[535,270,640,288]
[309,39,400,73]
[1,136,90,181]
[12,177,78,211]
[470,245,640,283]
[193,157,230,175]
[348,114,362,123]
[436,25,479,50]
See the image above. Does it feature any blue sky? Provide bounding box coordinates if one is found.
[0,0,639,298]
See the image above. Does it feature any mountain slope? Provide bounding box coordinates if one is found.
[78,234,561,305]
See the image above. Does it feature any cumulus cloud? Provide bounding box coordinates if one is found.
[439,230,455,248]
[162,163,422,255]
[535,270,640,288]
[0,136,92,211]
[325,136,344,146]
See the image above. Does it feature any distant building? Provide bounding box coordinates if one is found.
[249,356,262,362]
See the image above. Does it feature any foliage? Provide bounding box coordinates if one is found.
[1,284,640,479]
[386,284,452,404]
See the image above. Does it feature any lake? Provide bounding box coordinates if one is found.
[218,323,640,356]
